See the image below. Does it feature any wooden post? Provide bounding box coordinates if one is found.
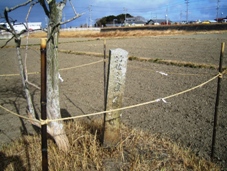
[103,48,128,147]
[211,42,225,160]
[40,38,48,171]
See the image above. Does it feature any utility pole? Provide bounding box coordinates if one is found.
[155,13,157,23]
[185,0,189,23]
[216,0,220,22]
[180,11,182,23]
[88,5,92,27]
[63,13,66,28]
[166,5,168,25]
[45,17,48,28]
[123,7,127,25]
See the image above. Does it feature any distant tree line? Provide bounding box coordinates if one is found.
[95,13,133,27]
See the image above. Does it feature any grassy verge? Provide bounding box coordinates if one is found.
[0,120,220,170]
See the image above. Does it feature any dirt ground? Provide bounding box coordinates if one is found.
[0,32,227,168]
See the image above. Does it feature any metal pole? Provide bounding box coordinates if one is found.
[104,39,107,110]
[102,39,107,144]
[211,42,225,160]
[40,38,48,171]
[185,0,189,23]
[216,0,220,22]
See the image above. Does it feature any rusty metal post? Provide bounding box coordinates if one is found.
[211,42,225,160]
[40,38,48,171]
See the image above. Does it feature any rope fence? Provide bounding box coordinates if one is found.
[0,72,223,126]
[0,59,104,77]
[0,58,215,77]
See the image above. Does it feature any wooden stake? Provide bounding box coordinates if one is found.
[211,42,225,160]
[40,38,48,171]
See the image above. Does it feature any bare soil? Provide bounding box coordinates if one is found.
[0,32,227,168]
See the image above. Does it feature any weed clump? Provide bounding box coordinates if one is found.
[0,120,220,170]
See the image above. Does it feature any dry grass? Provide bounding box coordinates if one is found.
[128,56,221,70]
[0,120,220,171]
[29,29,205,38]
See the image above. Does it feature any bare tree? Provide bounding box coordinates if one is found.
[1,0,82,152]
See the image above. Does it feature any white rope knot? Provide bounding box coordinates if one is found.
[218,72,223,78]
[40,119,49,125]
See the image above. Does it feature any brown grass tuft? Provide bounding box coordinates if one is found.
[0,120,220,170]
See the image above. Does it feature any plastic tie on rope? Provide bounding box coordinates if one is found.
[156,71,168,76]
[58,73,64,82]
[155,98,170,103]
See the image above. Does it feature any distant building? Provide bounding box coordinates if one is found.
[146,19,172,25]
[0,22,42,32]
[124,17,146,26]
[215,16,227,22]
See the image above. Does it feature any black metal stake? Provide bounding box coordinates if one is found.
[102,39,107,144]
[103,39,107,110]
[40,38,48,171]
[211,42,225,160]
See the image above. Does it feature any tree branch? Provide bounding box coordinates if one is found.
[26,1,39,22]
[39,0,50,17]
[24,2,38,82]
[58,0,67,10]
[69,0,77,15]
[4,8,17,36]
[1,35,15,48]
[46,0,53,4]
[0,25,12,33]
[26,80,41,90]
[60,13,83,26]
[6,0,33,12]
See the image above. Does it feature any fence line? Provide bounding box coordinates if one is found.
[0,58,214,77]
[0,59,104,77]
[59,59,103,71]
[0,72,222,126]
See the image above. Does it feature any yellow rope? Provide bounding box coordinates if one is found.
[0,60,103,77]
[0,73,221,125]
[59,59,103,71]
[0,105,41,124]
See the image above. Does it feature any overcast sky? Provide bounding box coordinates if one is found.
[0,0,227,27]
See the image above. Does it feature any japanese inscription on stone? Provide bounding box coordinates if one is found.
[103,48,128,147]
[106,48,128,115]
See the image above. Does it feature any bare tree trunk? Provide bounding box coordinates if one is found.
[45,1,69,152]
[3,0,82,152]
[15,38,35,118]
